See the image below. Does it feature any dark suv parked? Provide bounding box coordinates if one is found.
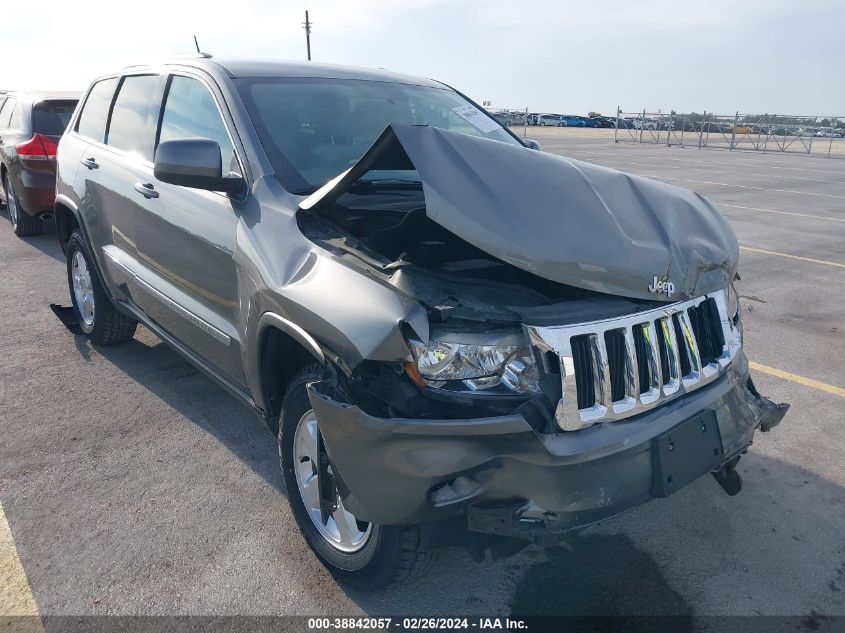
[55,57,787,588]
[0,91,79,236]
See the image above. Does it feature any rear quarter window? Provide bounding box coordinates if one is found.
[0,98,18,129]
[77,78,119,143]
[33,100,78,136]
[0,99,12,128]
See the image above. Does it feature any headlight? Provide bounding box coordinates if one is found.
[407,339,540,394]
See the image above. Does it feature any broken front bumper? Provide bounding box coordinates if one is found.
[307,353,786,544]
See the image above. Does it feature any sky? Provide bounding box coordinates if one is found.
[4,0,844,117]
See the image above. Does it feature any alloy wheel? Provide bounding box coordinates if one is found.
[5,178,18,229]
[71,251,95,326]
[293,410,371,552]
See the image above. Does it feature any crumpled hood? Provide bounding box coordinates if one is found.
[300,124,738,302]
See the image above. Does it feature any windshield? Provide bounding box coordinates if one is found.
[236,77,521,193]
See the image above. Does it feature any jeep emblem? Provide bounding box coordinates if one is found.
[648,275,675,297]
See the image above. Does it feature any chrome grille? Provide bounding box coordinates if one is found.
[526,290,741,431]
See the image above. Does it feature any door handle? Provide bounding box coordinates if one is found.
[81,157,98,169]
[134,182,159,199]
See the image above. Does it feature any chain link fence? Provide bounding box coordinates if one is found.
[614,108,845,158]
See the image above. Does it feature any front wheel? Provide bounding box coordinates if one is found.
[66,232,137,345]
[279,364,430,589]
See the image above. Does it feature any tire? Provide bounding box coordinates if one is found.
[4,173,42,237]
[279,363,430,589]
[539,122,546,127]
[66,231,137,345]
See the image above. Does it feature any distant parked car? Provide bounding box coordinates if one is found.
[632,118,657,131]
[588,116,616,128]
[670,120,697,132]
[0,90,80,236]
[559,115,586,127]
[815,129,842,138]
[488,112,511,127]
[536,114,563,126]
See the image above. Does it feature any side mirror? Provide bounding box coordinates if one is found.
[524,139,542,151]
[154,138,244,194]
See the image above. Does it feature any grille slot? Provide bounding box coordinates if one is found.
[632,324,650,395]
[656,319,671,385]
[604,330,628,402]
[571,335,595,410]
[527,290,740,431]
[687,298,725,366]
[672,314,692,377]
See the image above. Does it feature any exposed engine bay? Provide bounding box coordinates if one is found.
[298,188,660,325]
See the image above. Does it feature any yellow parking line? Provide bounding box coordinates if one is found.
[750,362,845,398]
[739,246,845,269]
[0,501,42,630]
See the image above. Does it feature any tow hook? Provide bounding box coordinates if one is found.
[712,462,743,496]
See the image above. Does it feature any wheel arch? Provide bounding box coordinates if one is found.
[256,312,326,435]
[54,194,80,254]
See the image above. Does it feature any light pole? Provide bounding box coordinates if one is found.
[303,11,312,61]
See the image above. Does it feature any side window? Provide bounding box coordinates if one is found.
[106,75,160,161]
[158,76,239,175]
[0,99,17,129]
[77,78,119,142]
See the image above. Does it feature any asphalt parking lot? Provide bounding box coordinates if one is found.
[1,130,843,625]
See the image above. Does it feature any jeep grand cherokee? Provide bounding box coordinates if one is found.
[54,57,787,588]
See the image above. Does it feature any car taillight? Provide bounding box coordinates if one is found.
[16,134,58,159]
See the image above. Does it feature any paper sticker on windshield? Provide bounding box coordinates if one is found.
[451,105,501,134]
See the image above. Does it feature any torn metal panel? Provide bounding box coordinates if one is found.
[301,124,738,302]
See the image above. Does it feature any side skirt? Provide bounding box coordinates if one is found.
[117,299,264,420]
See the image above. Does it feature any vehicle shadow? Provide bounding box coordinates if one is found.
[0,208,64,262]
[344,453,845,621]
[80,330,286,495]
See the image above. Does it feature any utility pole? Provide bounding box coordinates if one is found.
[303,11,312,61]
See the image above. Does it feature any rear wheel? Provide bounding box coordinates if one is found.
[66,232,137,345]
[279,364,430,589]
[4,174,42,237]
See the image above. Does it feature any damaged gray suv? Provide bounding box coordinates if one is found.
[55,57,787,588]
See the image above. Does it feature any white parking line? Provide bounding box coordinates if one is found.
[739,245,845,268]
[553,146,845,176]
[561,155,845,185]
[720,204,845,223]
[613,172,845,200]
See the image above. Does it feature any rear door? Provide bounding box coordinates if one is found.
[69,77,118,258]
[76,75,163,287]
